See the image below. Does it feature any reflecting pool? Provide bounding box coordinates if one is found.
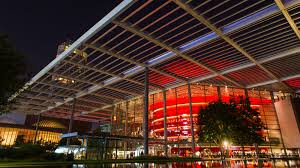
[8,159,300,168]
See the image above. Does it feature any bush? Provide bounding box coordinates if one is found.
[0,143,67,161]
[66,153,74,161]
[40,152,66,161]
[0,147,16,159]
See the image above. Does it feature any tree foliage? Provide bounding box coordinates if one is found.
[58,138,82,146]
[0,34,28,113]
[197,97,265,146]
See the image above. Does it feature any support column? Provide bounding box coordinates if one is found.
[270,91,288,157]
[217,86,221,101]
[33,114,41,144]
[143,67,149,155]
[125,101,128,136]
[124,141,127,159]
[104,138,107,159]
[244,88,249,99]
[187,82,195,157]
[163,90,168,157]
[115,139,118,159]
[111,105,114,136]
[67,98,76,146]
[85,137,88,160]
[124,102,128,159]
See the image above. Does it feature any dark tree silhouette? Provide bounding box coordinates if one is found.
[197,97,264,158]
[58,138,82,146]
[0,34,28,113]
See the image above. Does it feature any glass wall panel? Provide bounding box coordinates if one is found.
[0,127,61,146]
[108,83,285,157]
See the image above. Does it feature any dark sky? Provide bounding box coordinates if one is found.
[0,0,120,75]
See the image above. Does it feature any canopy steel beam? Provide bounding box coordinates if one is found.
[93,47,300,115]
[172,0,294,91]
[37,47,300,116]
[37,60,149,115]
[113,20,243,88]
[61,60,164,90]
[36,81,81,92]
[275,0,300,40]
[247,73,300,88]
[37,76,141,97]
[12,1,300,119]
[48,72,141,99]
[86,44,187,82]
[20,89,106,109]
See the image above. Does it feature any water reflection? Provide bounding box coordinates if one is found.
[70,160,300,168]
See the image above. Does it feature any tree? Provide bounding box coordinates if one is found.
[197,97,264,158]
[230,98,264,158]
[0,34,28,114]
[58,138,82,146]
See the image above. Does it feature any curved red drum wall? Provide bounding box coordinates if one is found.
[149,94,272,141]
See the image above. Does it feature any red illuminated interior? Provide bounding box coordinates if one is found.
[149,94,272,141]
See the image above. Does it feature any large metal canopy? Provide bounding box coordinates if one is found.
[9,0,300,123]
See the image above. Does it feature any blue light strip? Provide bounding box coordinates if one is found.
[102,2,285,86]
[178,32,218,52]
[222,5,279,34]
[145,3,282,67]
[103,76,119,85]
[123,66,144,76]
[147,51,175,65]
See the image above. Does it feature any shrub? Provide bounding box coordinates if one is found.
[40,152,66,161]
[66,153,74,161]
[0,143,65,161]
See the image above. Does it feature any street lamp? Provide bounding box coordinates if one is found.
[223,141,229,149]
[223,140,230,158]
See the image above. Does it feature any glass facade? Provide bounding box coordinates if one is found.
[0,127,61,146]
[110,84,283,156]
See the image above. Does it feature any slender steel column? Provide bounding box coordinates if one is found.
[125,101,128,136]
[175,88,180,155]
[143,67,149,155]
[67,98,76,146]
[68,98,76,133]
[244,88,249,99]
[33,114,41,144]
[111,105,115,135]
[270,91,288,157]
[163,90,168,157]
[124,141,127,159]
[104,138,107,159]
[217,86,221,101]
[85,137,88,160]
[187,82,195,157]
[115,139,118,159]
[124,101,128,159]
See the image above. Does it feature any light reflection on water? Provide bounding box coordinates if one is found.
[70,160,300,168]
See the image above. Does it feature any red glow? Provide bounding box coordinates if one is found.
[161,58,210,78]
[285,77,300,88]
[149,95,272,140]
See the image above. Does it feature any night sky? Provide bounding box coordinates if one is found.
[0,0,120,75]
